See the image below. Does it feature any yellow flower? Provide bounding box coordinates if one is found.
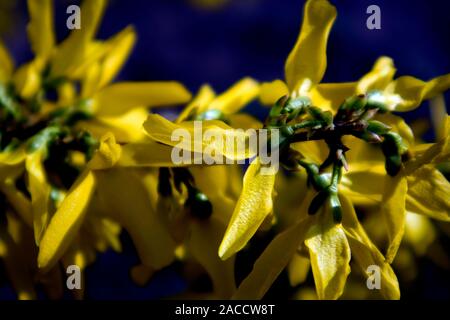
[0,0,191,299]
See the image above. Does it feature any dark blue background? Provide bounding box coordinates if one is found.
[0,0,449,299]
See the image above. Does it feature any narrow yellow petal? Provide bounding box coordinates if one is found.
[285,0,336,93]
[25,150,51,244]
[144,113,255,161]
[219,157,276,260]
[381,174,408,263]
[27,0,55,59]
[310,82,357,112]
[341,194,400,300]
[12,58,43,99]
[356,57,396,94]
[233,218,311,299]
[77,108,148,143]
[186,217,236,299]
[38,170,96,270]
[116,141,183,167]
[259,80,289,106]
[98,26,136,88]
[388,74,450,111]
[93,82,191,116]
[406,166,450,222]
[51,0,107,77]
[88,132,122,170]
[287,253,310,287]
[177,84,216,122]
[305,208,351,300]
[207,77,259,115]
[227,113,263,130]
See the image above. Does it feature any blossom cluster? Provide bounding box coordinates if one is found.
[0,0,449,300]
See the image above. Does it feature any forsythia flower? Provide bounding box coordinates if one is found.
[0,0,190,298]
[144,0,450,300]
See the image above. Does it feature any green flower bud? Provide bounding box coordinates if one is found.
[385,154,402,176]
[367,120,391,135]
[340,95,367,112]
[329,194,342,223]
[186,191,213,220]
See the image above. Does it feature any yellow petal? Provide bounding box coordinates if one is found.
[310,82,357,112]
[25,150,51,244]
[144,113,256,161]
[227,113,263,130]
[259,80,289,106]
[87,132,122,170]
[207,77,259,115]
[291,140,329,164]
[284,0,336,93]
[38,170,96,270]
[406,166,450,222]
[177,84,216,122]
[405,119,449,174]
[305,206,351,300]
[288,253,310,287]
[94,169,176,269]
[356,57,396,94]
[12,58,43,99]
[233,217,312,299]
[376,113,415,146]
[381,173,408,263]
[81,61,102,99]
[388,74,450,111]
[190,165,241,224]
[340,162,385,205]
[93,82,191,116]
[27,0,55,59]
[0,40,14,83]
[341,194,400,300]
[117,141,190,167]
[0,147,26,181]
[77,108,148,143]
[51,0,107,77]
[98,26,136,88]
[404,213,436,256]
[186,217,236,299]
[219,157,276,260]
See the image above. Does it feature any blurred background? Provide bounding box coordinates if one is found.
[0,0,449,299]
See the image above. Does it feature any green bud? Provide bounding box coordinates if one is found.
[367,120,391,135]
[186,191,213,220]
[340,95,367,112]
[385,154,402,176]
[299,161,329,190]
[382,132,408,156]
[355,130,382,143]
[269,95,288,119]
[329,194,342,223]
